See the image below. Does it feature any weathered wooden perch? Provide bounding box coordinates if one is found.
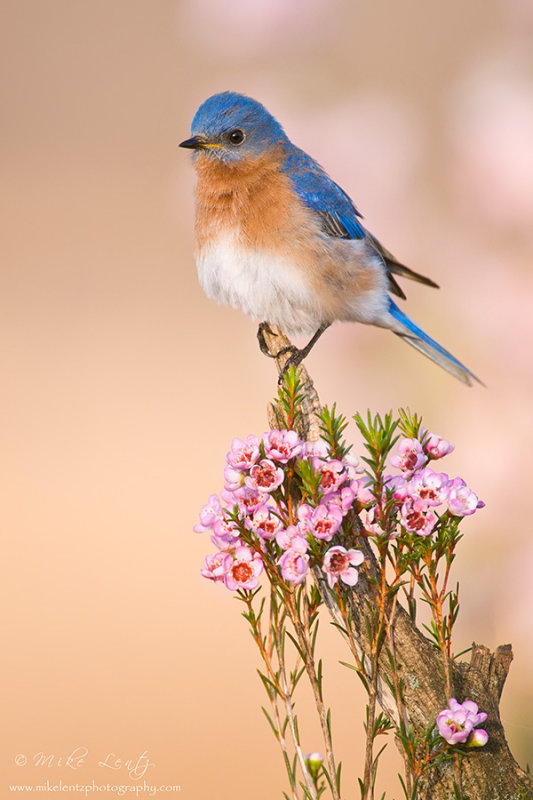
[262,325,533,800]
[261,325,322,443]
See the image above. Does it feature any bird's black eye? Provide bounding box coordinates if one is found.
[228,128,245,145]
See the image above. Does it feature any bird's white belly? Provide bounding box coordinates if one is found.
[196,233,322,335]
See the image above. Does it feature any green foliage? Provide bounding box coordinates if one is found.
[354,410,399,481]
[318,404,352,460]
[277,366,307,431]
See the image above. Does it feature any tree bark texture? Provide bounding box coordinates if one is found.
[262,326,532,800]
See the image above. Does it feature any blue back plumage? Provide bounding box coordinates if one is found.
[281,148,366,240]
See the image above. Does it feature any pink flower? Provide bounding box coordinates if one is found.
[233,486,270,516]
[322,545,364,588]
[327,484,356,513]
[390,438,427,476]
[447,478,484,516]
[226,435,260,471]
[364,506,388,537]
[298,502,344,541]
[247,505,283,540]
[211,516,241,550]
[315,459,347,494]
[400,497,438,537]
[223,546,263,591]
[383,474,408,503]
[350,478,374,507]
[200,551,226,582]
[407,468,450,506]
[224,465,245,492]
[220,488,236,505]
[436,698,488,746]
[262,429,302,463]
[342,452,362,479]
[302,440,329,458]
[276,525,308,553]
[245,459,284,492]
[194,494,222,533]
[279,548,309,584]
[421,430,455,460]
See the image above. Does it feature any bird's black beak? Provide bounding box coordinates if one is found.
[179,135,208,150]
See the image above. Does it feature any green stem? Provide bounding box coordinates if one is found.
[286,590,340,800]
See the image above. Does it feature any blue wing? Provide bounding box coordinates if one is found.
[281,147,367,240]
[281,146,439,298]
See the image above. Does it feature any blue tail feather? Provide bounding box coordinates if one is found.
[387,299,481,386]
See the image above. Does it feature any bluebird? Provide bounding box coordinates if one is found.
[180,91,479,385]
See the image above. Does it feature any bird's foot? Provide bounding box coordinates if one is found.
[277,348,306,384]
[257,323,297,359]
[258,322,330,384]
[257,323,302,377]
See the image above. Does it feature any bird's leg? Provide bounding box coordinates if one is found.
[277,324,330,382]
[257,322,330,379]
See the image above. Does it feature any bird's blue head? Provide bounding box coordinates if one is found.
[179,92,289,164]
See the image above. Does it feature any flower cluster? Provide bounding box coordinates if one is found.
[436,698,488,747]
[364,430,484,539]
[196,429,364,591]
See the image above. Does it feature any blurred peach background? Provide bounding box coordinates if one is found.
[2,1,532,797]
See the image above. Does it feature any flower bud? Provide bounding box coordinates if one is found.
[305,752,323,777]
[467,728,489,747]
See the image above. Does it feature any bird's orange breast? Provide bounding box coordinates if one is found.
[193,150,316,251]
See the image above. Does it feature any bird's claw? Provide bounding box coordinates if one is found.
[277,348,305,384]
[257,322,278,357]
